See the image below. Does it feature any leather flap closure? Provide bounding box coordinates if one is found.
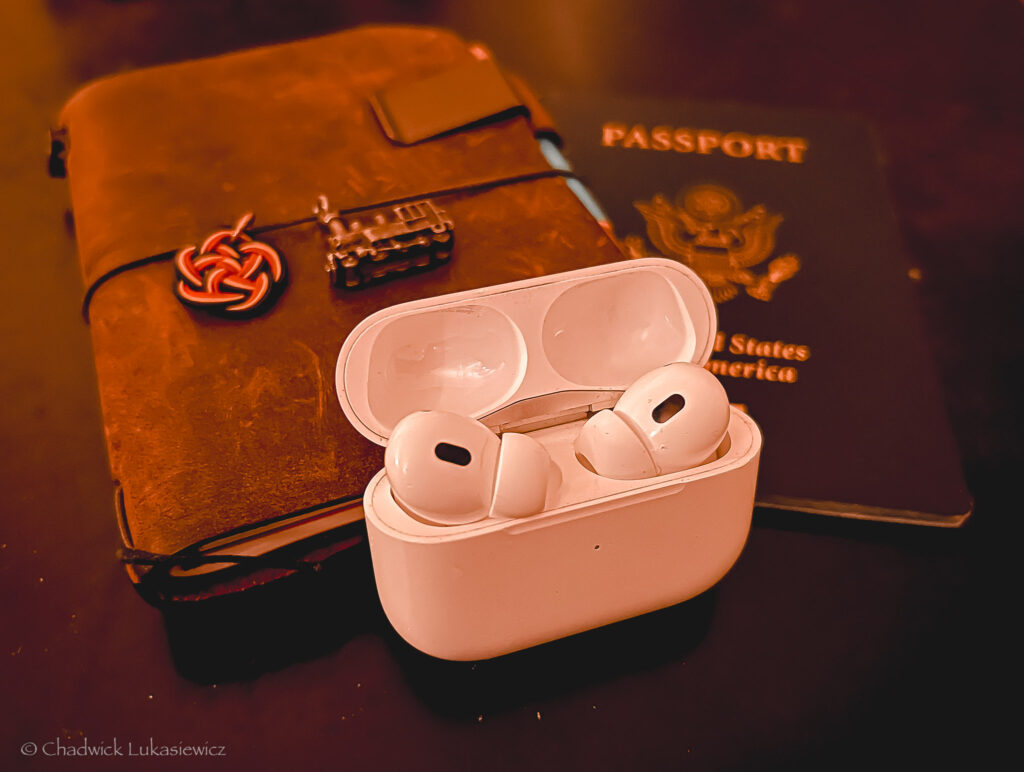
[371,57,526,144]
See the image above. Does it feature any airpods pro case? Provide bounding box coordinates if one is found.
[336,258,762,660]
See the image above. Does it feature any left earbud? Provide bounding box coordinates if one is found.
[385,411,551,526]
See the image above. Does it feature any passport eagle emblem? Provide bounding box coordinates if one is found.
[173,213,285,316]
[625,184,800,303]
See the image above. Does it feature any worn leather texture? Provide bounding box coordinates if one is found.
[59,26,622,571]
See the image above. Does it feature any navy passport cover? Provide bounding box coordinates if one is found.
[547,94,971,526]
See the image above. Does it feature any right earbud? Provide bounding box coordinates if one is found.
[575,362,730,480]
[385,410,551,526]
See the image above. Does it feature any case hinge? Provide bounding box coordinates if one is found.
[482,391,620,435]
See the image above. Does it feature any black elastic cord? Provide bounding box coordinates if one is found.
[118,546,279,569]
[116,494,364,570]
[81,168,578,320]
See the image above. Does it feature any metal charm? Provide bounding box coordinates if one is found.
[174,213,286,316]
[314,196,454,288]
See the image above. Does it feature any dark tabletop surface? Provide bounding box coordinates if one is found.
[2,1,1020,770]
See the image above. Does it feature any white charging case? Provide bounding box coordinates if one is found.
[336,258,762,661]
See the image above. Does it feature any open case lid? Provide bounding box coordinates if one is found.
[336,258,717,446]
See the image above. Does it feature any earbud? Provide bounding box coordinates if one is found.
[575,362,730,479]
[385,411,551,526]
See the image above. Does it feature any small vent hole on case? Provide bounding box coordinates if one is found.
[652,394,686,423]
[435,442,472,466]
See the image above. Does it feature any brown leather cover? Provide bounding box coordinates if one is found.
[58,26,623,593]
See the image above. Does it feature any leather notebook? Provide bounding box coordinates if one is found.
[54,26,623,601]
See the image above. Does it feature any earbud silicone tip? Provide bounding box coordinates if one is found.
[490,431,550,518]
[575,409,657,480]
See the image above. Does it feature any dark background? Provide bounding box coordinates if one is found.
[2,1,1020,770]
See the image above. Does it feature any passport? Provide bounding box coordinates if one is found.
[545,94,971,526]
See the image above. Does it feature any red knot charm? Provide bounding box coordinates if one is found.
[174,213,286,316]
